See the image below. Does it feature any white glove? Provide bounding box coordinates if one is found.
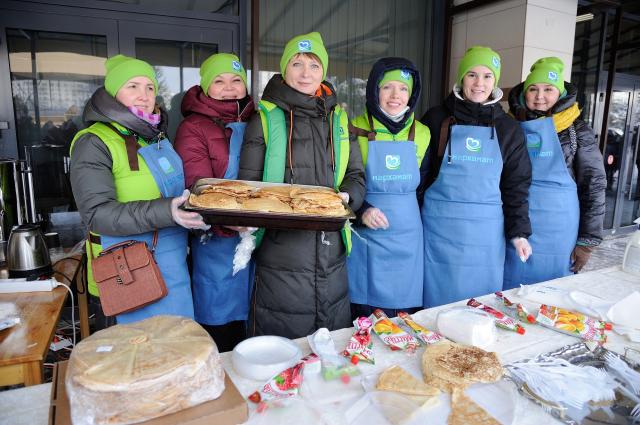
[171,190,210,230]
[362,207,389,230]
[511,237,532,262]
[337,192,350,204]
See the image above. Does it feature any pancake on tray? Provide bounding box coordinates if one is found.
[200,180,255,198]
[253,186,294,203]
[291,190,346,216]
[189,192,240,210]
[241,197,293,213]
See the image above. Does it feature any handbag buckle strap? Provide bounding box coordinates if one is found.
[112,247,135,285]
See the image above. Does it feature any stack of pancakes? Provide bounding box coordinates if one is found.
[189,181,255,210]
[291,189,346,216]
[188,181,347,216]
[243,186,293,213]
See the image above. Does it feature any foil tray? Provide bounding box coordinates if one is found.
[183,178,356,231]
[506,342,640,425]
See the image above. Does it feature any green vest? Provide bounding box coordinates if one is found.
[351,112,431,167]
[70,122,160,296]
[257,100,352,254]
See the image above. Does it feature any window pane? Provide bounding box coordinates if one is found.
[257,0,431,118]
[7,29,107,217]
[135,39,218,140]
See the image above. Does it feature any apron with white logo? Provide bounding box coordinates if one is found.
[102,138,194,324]
[191,122,254,325]
[348,122,422,309]
[503,117,579,289]
[422,124,504,307]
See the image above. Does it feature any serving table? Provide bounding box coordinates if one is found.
[1,266,639,425]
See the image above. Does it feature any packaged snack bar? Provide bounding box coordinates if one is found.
[397,311,444,345]
[370,309,418,352]
[248,354,318,405]
[536,304,609,343]
[495,291,536,323]
[343,316,375,364]
[467,298,526,335]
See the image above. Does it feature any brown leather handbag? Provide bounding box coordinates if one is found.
[89,231,168,316]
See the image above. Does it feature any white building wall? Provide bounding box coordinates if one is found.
[450,0,578,91]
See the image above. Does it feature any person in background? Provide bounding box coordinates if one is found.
[348,57,430,319]
[420,46,532,307]
[238,32,365,339]
[70,55,207,324]
[174,53,255,352]
[503,57,606,289]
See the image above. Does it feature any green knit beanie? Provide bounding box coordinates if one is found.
[104,54,158,97]
[280,32,328,80]
[524,57,565,94]
[199,53,248,95]
[457,46,501,85]
[378,69,413,96]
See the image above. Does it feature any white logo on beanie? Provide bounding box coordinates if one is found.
[492,56,500,69]
[232,61,242,71]
[548,71,558,82]
[400,70,410,80]
[298,40,311,51]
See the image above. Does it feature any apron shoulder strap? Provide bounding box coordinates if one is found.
[103,122,141,171]
[438,116,455,158]
[408,119,416,142]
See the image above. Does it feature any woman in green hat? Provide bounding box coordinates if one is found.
[503,57,605,288]
[348,57,431,319]
[420,46,532,308]
[70,54,207,325]
[238,32,365,339]
[174,53,255,351]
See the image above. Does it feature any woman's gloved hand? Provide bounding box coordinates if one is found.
[171,189,210,230]
[511,237,532,262]
[571,245,593,272]
[362,207,389,230]
[337,192,350,204]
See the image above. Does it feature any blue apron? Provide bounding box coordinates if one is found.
[348,140,423,309]
[503,118,579,289]
[191,122,254,325]
[422,125,504,308]
[101,138,194,324]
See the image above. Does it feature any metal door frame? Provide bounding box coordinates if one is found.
[606,73,640,236]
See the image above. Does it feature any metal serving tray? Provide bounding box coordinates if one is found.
[183,178,356,231]
[506,342,640,425]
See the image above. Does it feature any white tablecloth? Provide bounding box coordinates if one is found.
[2,266,639,424]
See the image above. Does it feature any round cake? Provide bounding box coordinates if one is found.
[65,315,225,425]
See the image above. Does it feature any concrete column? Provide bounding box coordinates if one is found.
[449,0,578,92]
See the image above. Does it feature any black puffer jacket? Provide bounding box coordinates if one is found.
[509,81,606,244]
[238,75,365,339]
[419,89,532,239]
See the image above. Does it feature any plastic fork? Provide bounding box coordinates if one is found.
[604,351,640,395]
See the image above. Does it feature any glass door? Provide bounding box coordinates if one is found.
[604,76,640,233]
[118,22,236,140]
[0,11,118,230]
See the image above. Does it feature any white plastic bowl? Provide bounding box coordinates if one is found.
[232,335,302,381]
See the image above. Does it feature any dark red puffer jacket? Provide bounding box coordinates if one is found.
[175,85,255,188]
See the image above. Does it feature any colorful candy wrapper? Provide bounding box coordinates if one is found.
[397,311,444,345]
[536,304,609,343]
[467,298,526,335]
[248,354,318,408]
[343,316,375,364]
[495,291,536,324]
[370,309,418,352]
